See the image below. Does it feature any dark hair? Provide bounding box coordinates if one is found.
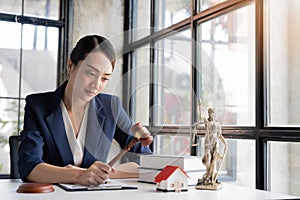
[70,35,116,70]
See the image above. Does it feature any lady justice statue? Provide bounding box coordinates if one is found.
[192,104,228,190]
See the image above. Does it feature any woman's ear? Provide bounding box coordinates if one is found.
[67,59,73,73]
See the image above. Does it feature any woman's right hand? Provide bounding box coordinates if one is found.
[131,122,153,146]
[75,161,115,186]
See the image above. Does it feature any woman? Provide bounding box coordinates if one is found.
[18,35,153,186]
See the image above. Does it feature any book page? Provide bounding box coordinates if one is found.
[109,162,139,179]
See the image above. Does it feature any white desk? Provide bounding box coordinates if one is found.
[1,179,298,200]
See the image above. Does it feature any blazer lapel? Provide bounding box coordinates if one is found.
[84,98,111,162]
[46,109,74,165]
[45,81,74,165]
[93,97,106,129]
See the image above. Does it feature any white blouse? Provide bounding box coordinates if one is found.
[60,100,89,166]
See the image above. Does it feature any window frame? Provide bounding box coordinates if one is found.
[0,0,72,178]
[123,0,300,191]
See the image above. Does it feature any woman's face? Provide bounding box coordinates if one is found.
[68,51,113,103]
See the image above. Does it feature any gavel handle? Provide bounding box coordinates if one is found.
[108,138,138,167]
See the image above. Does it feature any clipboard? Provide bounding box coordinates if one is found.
[57,180,138,192]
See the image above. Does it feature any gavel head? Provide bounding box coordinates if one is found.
[134,126,151,140]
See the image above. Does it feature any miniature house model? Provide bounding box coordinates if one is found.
[154,165,189,192]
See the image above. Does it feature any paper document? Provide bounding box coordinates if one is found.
[58,179,138,191]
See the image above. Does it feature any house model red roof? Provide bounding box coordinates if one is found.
[154,165,190,182]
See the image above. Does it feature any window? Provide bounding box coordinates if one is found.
[266,0,300,127]
[131,0,151,41]
[132,46,151,124]
[197,5,255,126]
[0,0,68,177]
[198,0,229,12]
[268,141,300,195]
[264,0,300,195]
[155,134,191,155]
[156,0,190,30]
[0,0,59,19]
[125,0,300,196]
[155,29,191,125]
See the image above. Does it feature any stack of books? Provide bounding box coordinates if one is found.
[138,154,205,185]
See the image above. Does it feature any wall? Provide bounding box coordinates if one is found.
[72,0,124,98]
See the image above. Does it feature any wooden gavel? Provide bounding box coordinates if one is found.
[108,127,150,166]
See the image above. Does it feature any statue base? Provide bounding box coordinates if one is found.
[195,179,222,190]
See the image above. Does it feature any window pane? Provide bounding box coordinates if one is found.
[0,99,24,174]
[21,25,58,97]
[130,45,150,125]
[0,21,21,98]
[155,29,191,125]
[197,138,255,188]
[268,141,300,196]
[133,46,150,125]
[132,0,151,41]
[0,0,21,15]
[198,0,229,12]
[197,4,255,126]
[267,0,300,126]
[154,134,191,155]
[24,0,59,20]
[156,0,190,30]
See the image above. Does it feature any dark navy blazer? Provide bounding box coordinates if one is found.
[18,81,151,180]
